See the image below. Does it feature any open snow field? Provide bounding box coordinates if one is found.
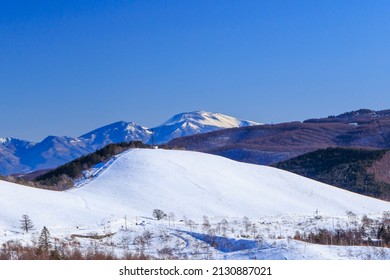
[1,149,390,259]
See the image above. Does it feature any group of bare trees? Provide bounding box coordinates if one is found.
[294,211,390,247]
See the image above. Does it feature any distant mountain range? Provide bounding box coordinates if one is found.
[167,109,390,165]
[4,108,390,177]
[0,111,259,175]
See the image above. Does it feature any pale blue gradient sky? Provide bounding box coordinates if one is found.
[1,0,390,141]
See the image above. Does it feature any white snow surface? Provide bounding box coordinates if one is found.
[1,149,389,231]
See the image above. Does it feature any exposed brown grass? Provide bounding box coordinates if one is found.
[0,240,151,260]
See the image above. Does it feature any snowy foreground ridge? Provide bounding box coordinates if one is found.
[1,148,389,229]
[1,149,390,259]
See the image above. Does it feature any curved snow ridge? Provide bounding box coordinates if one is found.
[72,149,390,218]
[74,149,134,188]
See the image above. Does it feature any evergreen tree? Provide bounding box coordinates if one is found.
[38,226,51,252]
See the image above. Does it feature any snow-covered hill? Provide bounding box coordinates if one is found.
[1,149,388,230]
[1,149,390,259]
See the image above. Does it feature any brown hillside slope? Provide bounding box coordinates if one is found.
[167,109,390,165]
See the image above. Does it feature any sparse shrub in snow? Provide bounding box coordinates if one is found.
[382,211,390,225]
[185,219,197,231]
[361,215,373,227]
[202,216,211,233]
[157,229,172,244]
[250,223,258,239]
[142,230,153,247]
[242,216,251,235]
[346,210,358,227]
[220,219,229,237]
[133,235,145,255]
[157,247,175,259]
[120,235,132,251]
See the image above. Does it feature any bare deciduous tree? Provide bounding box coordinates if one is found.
[202,216,211,233]
[186,219,197,231]
[20,215,34,233]
[242,216,251,235]
[153,209,166,220]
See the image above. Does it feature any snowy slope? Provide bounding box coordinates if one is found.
[150,111,261,144]
[1,149,389,232]
[73,149,389,218]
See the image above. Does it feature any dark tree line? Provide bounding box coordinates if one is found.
[275,147,390,200]
[34,141,150,190]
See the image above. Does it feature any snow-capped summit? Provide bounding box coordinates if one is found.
[161,111,260,128]
[79,121,152,149]
[151,111,261,144]
[0,137,32,147]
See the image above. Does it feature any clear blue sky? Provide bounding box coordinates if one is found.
[1,0,390,141]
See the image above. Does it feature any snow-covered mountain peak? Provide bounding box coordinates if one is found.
[150,111,261,144]
[0,137,10,144]
[161,111,261,128]
[0,137,30,145]
[79,121,152,149]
